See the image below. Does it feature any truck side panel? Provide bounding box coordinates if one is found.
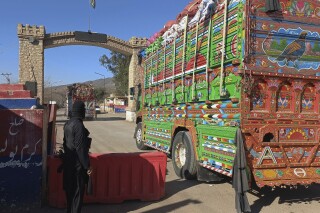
[142,0,245,178]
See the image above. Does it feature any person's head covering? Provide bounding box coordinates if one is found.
[72,100,86,119]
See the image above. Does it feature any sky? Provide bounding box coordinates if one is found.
[0,0,190,85]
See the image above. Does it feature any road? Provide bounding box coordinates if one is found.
[38,110,320,213]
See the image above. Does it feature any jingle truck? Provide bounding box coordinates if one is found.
[134,0,320,188]
[66,83,96,119]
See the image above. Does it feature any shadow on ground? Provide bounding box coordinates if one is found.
[30,178,204,213]
[249,184,320,213]
[94,116,126,122]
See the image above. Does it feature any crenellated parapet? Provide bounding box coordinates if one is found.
[129,37,148,48]
[17,24,45,40]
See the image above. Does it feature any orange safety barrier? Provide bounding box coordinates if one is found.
[47,152,167,208]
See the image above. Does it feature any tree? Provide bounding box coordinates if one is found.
[99,51,131,96]
[94,87,106,103]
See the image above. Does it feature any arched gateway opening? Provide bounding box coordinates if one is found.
[17,24,147,121]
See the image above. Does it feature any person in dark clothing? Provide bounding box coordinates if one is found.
[63,100,92,213]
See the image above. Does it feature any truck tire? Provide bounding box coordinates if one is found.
[135,122,148,150]
[172,131,197,180]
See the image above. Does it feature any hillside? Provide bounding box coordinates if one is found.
[44,77,116,105]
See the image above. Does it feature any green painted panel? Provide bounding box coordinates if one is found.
[209,73,241,100]
[151,91,159,106]
[164,88,173,105]
[184,86,192,103]
[175,85,184,103]
[197,125,237,139]
[144,120,174,149]
[196,125,238,175]
[201,150,234,165]
[194,81,208,102]
[145,93,152,106]
[158,91,165,105]
[145,135,171,145]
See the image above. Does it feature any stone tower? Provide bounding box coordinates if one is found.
[127,37,148,121]
[17,24,45,100]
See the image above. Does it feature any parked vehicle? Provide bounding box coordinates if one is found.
[66,83,96,119]
[134,0,320,189]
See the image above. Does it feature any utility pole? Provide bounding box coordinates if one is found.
[1,73,12,84]
[95,72,106,112]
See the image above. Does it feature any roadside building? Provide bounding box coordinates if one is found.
[105,94,127,113]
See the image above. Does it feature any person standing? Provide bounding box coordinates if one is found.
[63,100,92,213]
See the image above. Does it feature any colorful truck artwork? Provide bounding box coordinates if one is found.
[66,83,96,119]
[134,0,320,189]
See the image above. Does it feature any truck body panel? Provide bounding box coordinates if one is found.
[137,0,320,187]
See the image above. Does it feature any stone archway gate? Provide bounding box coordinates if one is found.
[17,24,147,121]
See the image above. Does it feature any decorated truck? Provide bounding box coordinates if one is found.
[66,83,96,119]
[134,0,320,189]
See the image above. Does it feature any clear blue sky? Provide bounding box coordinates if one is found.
[0,0,190,85]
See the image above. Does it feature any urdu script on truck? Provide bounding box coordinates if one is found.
[134,0,320,188]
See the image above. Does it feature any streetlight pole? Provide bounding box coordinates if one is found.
[95,72,106,112]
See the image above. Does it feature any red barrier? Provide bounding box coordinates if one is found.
[47,154,99,208]
[47,156,66,208]
[96,152,167,203]
[47,152,167,208]
[83,153,99,203]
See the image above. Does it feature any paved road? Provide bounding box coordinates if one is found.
[37,111,320,213]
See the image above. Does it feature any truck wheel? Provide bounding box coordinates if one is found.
[135,122,148,150]
[172,131,197,180]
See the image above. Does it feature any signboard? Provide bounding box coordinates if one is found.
[74,31,108,43]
